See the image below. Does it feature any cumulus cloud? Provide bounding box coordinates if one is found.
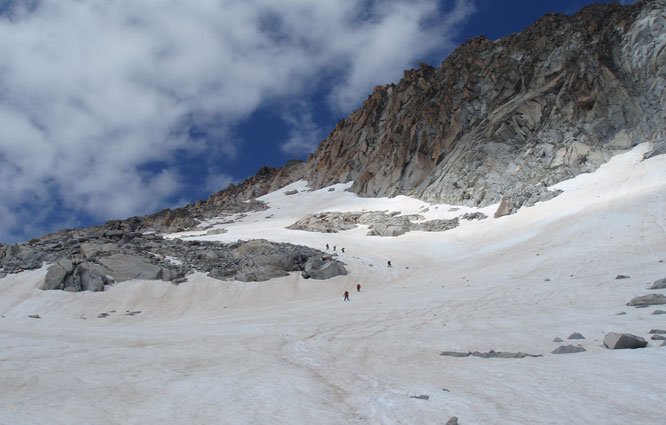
[280,102,326,155]
[204,173,234,195]
[0,0,474,243]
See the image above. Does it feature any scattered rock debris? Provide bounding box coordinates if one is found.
[552,345,586,354]
[440,350,541,358]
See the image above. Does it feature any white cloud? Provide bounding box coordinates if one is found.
[204,173,234,194]
[280,103,326,155]
[0,0,474,242]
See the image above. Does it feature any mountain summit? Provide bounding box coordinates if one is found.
[305,1,665,209]
[2,3,666,424]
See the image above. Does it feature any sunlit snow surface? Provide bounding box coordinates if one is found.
[1,143,665,424]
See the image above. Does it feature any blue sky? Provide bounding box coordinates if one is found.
[0,0,635,243]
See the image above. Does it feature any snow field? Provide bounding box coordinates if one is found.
[1,143,665,424]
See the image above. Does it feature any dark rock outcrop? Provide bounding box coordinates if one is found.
[139,160,307,234]
[287,210,467,236]
[551,345,586,354]
[627,294,666,306]
[1,224,346,291]
[603,332,648,349]
[440,350,541,358]
[649,277,666,289]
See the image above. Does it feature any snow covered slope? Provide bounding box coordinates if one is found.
[1,143,665,425]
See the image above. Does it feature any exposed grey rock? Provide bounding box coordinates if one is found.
[303,2,666,214]
[77,262,111,292]
[494,187,563,218]
[288,210,460,236]
[98,254,163,281]
[615,312,627,315]
[615,274,631,279]
[648,329,666,334]
[603,332,648,349]
[461,212,487,221]
[551,345,586,354]
[284,190,299,196]
[79,242,100,259]
[205,228,227,236]
[643,142,666,160]
[651,335,666,340]
[42,259,75,290]
[440,351,471,357]
[414,218,459,233]
[303,261,348,280]
[652,310,666,315]
[567,332,585,340]
[649,278,666,289]
[553,337,564,343]
[440,350,541,358]
[410,395,430,400]
[27,314,40,319]
[0,271,6,279]
[627,294,666,306]
[446,417,459,425]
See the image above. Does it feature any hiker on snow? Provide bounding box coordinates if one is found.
[387,260,392,267]
[326,243,329,250]
[343,291,350,301]
[357,284,361,292]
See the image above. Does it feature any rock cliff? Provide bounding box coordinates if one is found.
[2,1,665,291]
[304,0,665,206]
[123,0,666,231]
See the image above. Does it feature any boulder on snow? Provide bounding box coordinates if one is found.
[303,260,347,280]
[615,274,631,279]
[567,332,585,340]
[77,262,112,292]
[551,345,586,354]
[652,310,666,315]
[42,259,75,290]
[603,332,647,349]
[626,294,666,307]
[649,277,666,289]
[410,395,430,400]
[446,417,459,425]
[648,329,666,334]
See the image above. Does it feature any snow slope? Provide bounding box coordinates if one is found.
[1,143,665,425]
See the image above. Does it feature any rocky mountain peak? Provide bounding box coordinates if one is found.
[303,0,664,208]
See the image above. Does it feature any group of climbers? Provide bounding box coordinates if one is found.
[343,283,362,301]
[325,242,392,301]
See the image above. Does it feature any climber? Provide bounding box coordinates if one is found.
[357,284,361,292]
[326,243,329,250]
[387,260,392,267]
[333,245,337,251]
[341,247,345,253]
[343,291,350,301]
